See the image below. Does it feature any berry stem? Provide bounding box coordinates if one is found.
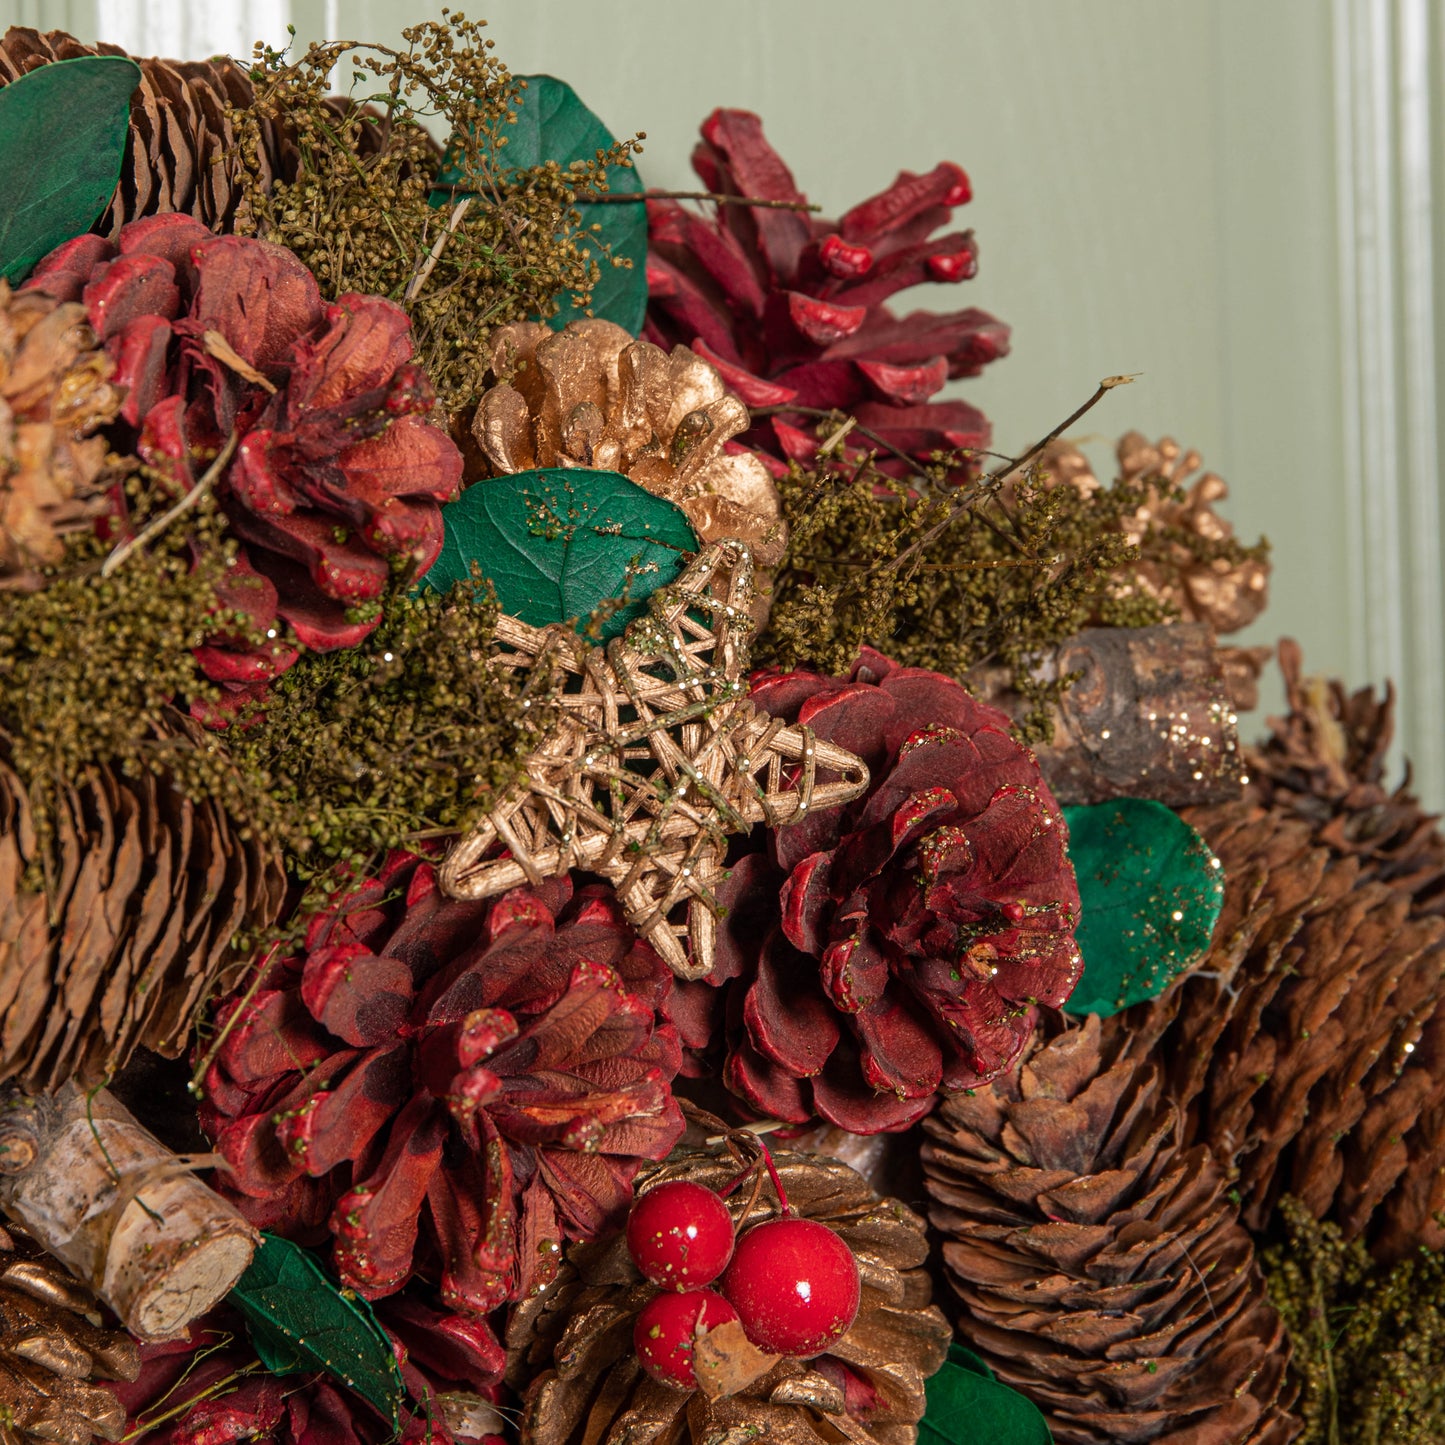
[756,1139,791,1216]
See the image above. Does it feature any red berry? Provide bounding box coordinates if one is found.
[721,1217,860,1358]
[633,1288,739,1389]
[627,1181,736,1289]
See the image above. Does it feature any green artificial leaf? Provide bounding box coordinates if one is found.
[920,1344,1053,1445]
[0,56,140,283]
[432,73,647,332]
[230,1233,403,1427]
[424,469,696,640]
[1062,797,1226,1018]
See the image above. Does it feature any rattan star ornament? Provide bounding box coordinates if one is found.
[439,541,870,978]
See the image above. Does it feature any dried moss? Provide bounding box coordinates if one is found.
[223,575,551,877]
[233,13,641,412]
[0,477,233,816]
[1263,1197,1445,1444]
[757,441,1160,738]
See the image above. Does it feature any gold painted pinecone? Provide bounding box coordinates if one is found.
[505,1150,950,1445]
[1040,431,1270,636]
[922,1016,1298,1445]
[0,1223,140,1445]
[0,281,121,591]
[0,28,395,237]
[472,320,788,609]
[0,712,287,1092]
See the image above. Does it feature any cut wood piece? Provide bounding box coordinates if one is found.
[0,1083,257,1341]
[966,623,1248,807]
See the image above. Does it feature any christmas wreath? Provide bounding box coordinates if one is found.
[0,19,1434,1445]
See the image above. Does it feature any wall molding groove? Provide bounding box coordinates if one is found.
[1331,0,1445,803]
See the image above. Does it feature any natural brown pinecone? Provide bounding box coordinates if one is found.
[472,320,788,587]
[0,29,392,237]
[0,281,121,590]
[1248,637,1445,917]
[506,1150,951,1445]
[921,1016,1298,1445]
[0,1223,140,1445]
[1040,431,1270,636]
[1102,796,1445,1258]
[0,712,287,1091]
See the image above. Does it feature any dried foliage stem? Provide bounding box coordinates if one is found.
[577,189,820,211]
[100,434,238,578]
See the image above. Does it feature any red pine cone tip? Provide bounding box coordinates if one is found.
[24,214,462,716]
[672,647,1082,1135]
[201,858,684,1317]
[646,108,1004,475]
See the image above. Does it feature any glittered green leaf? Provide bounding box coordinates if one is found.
[920,1344,1053,1445]
[1062,797,1225,1017]
[424,469,696,640]
[432,73,646,332]
[229,1234,403,1427]
[0,56,140,283]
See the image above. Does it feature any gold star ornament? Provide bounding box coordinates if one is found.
[438,542,870,979]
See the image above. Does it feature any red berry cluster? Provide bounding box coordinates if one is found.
[626,1171,861,1390]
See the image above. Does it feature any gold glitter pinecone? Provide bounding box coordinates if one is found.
[0,281,121,591]
[505,1150,950,1445]
[0,1222,140,1445]
[1041,431,1270,636]
[0,28,394,237]
[0,712,288,1092]
[922,1016,1298,1445]
[471,320,788,611]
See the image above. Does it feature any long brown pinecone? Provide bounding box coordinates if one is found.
[0,1223,140,1445]
[1248,637,1445,917]
[921,1016,1298,1445]
[0,281,121,591]
[0,713,287,1091]
[0,29,392,237]
[507,1151,951,1445]
[1107,799,1445,1243]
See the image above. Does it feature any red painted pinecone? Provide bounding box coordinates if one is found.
[644,109,1007,476]
[22,213,462,715]
[112,1298,504,1445]
[671,647,1082,1133]
[201,856,685,1315]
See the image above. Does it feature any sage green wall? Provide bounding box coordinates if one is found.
[27,0,1419,791]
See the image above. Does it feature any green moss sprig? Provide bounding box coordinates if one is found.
[1264,1198,1445,1444]
[757,405,1265,739]
[222,575,552,878]
[233,13,641,412]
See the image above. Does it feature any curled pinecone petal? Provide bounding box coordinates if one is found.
[0,280,122,590]
[1038,432,1270,636]
[922,1017,1298,1445]
[0,712,286,1090]
[673,647,1081,1133]
[508,1150,949,1445]
[20,214,461,714]
[472,319,787,617]
[0,1226,140,1445]
[201,859,684,1312]
[0,28,400,237]
[645,108,1006,479]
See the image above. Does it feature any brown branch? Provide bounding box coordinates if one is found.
[574,188,821,213]
[749,403,940,482]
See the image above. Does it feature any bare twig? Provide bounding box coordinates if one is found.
[574,188,821,212]
[101,432,239,578]
[406,196,473,302]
